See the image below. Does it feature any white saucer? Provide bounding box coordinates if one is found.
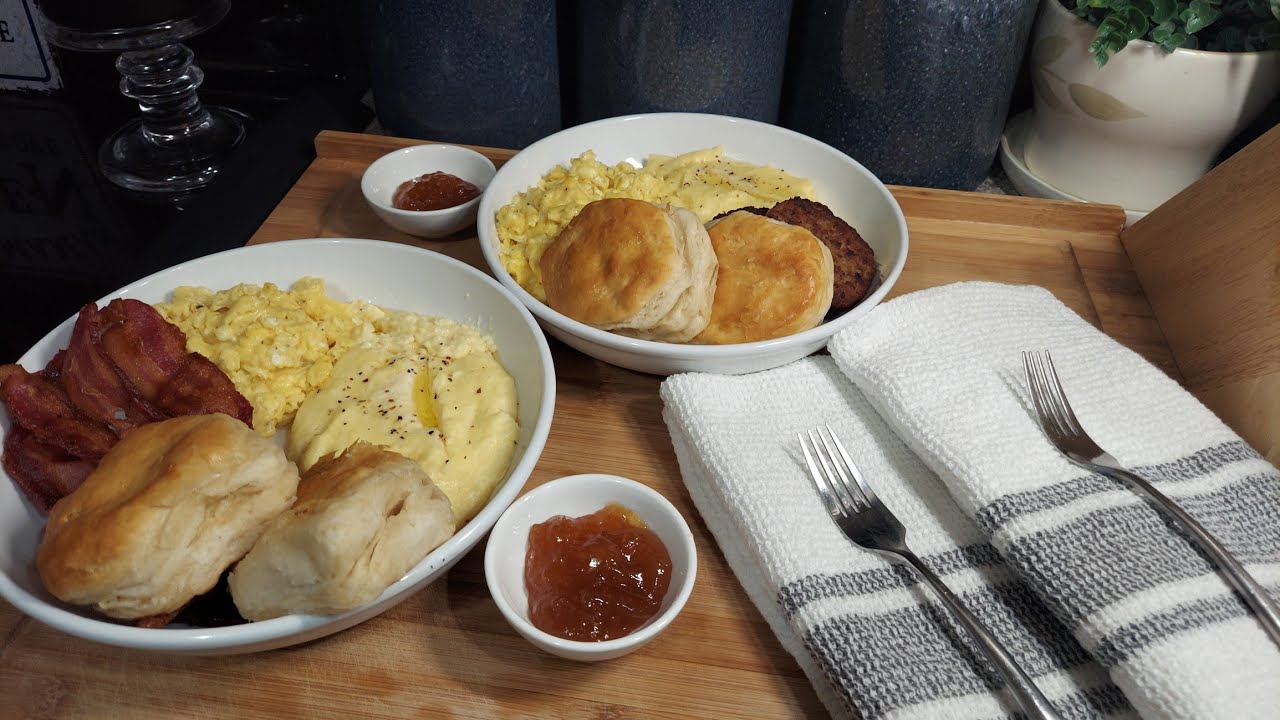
[999,110,1148,227]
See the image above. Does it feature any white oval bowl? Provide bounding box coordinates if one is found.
[484,474,697,662]
[362,144,497,238]
[0,238,556,654]
[476,112,909,376]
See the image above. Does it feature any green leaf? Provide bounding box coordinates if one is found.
[1151,0,1180,21]
[1122,5,1153,35]
[1068,84,1148,120]
[1183,0,1224,32]
[1130,0,1156,16]
[1152,17,1177,40]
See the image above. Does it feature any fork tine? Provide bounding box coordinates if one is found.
[1043,352,1084,437]
[810,428,863,512]
[1018,351,1049,427]
[820,425,879,509]
[1024,351,1066,439]
[800,432,843,518]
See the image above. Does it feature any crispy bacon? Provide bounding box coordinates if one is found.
[40,351,64,382]
[134,611,181,629]
[98,299,189,401]
[2,426,93,513]
[95,299,253,427]
[1,365,116,461]
[61,304,159,434]
[2,297,255,517]
[0,364,21,387]
[157,355,254,426]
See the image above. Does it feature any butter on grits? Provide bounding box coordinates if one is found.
[156,278,384,436]
[495,146,816,301]
[287,309,519,524]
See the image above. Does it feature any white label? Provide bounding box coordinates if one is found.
[0,0,62,91]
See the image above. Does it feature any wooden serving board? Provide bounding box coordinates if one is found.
[0,130,1176,720]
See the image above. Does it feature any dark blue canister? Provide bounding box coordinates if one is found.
[570,0,794,124]
[781,0,1039,189]
[365,0,562,148]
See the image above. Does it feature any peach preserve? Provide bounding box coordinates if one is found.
[391,171,481,211]
[524,503,672,641]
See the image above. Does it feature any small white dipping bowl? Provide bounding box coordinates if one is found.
[362,144,497,238]
[476,112,909,376]
[484,474,697,662]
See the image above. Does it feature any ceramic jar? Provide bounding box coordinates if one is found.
[569,0,793,124]
[1023,0,1280,212]
[365,0,562,149]
[780,0,1040,189]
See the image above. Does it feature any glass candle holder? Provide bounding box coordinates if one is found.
[38,0,247,196]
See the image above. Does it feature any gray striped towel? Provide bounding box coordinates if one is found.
[659,281,1280,719]
[661,358,1133,719]
[829,282,1280,718]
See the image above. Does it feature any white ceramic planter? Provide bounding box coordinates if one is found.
[1023,0,1280,212]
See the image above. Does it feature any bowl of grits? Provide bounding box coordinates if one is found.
[0,238,556,654]
[476,112,909,376]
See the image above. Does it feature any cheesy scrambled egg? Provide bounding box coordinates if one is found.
[287,310,519,524]
[495,146,816,300]
[156,278,384,436]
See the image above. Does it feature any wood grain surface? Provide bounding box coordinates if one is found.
[0,130,1176,720]
[1122,123,1280,465]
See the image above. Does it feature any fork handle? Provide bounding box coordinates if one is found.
[1088,462,1280,649]
[897,549,1065,720]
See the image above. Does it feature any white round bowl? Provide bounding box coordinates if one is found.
[362,144,497,238]
[0,238,556,654]
[484,474,697,662]
[476,112,909,376]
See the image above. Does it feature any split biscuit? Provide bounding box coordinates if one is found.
[766,197,877,310]
[539,198,717,343]
[35,413,299,621]
[229,442,455,620]
[695,211,834,344]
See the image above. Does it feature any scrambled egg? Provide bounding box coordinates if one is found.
[495,146,816,300]
[286,310,519,524]
[156,278,383,436]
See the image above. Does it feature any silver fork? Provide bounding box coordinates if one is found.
[1022,350,1280,648]
[800,426,1064,720]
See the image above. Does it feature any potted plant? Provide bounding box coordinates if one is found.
[1020,0,1280,214]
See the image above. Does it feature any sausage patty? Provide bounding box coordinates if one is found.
[765,197,876,310]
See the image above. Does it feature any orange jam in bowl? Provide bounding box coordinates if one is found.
[524,502,672,642]
[391,171,482,211]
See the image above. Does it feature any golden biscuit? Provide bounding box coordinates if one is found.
[695,211,834,344]
[36,413,299,620]
[540,198,717,342]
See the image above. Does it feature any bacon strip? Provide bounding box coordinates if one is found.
[157,355,255,427]
[3,297,255,519]
[2,426,93,513]
[98,299,189,401]
[134,611,181,629]
[1,365,116,461]
[61,304,158,434]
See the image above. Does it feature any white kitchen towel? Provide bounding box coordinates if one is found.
[660,357,1134,720]
[828,282,1280,720]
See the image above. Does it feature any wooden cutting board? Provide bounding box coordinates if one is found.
[0,130,1176,720]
